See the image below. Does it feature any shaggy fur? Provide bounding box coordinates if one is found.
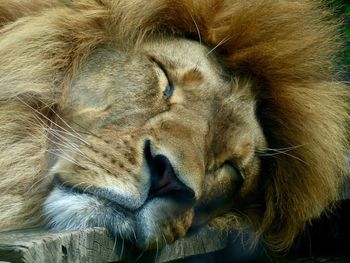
[0,0,348,251]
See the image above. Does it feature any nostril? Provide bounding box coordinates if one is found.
[150,155,172,191]
[144,140,195,203]
[152,155,167,181]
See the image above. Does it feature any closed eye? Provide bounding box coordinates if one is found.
[222,161,244,181]
[149,56,175,99]
[163,82,174,98]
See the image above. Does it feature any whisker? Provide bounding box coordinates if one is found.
[230,207,253,226]
[49,127,91,146]
[120,238,125,260]
[82,184,94,194]
[135,249,145,261]
[154,236,159,263]
[25,168,52,194]
[51,151,83,167]
[50,147,92,169]
[16,96,89,146]
[43,126,118,177]
[48,129,87,156]
[190,13,202,45]
[109,235,118,260]
[161,232,168,247]
[24,94,89,143]
[256,144,307,157]
[69,119,103,140]
[257,146,308,165]
[51,147,115,176]
[131,228,137,243]
[45,133,89,162]
[45,104,88,144]
[61,182,91,193]
[207,36,231,56]
[32,108,91,147]
[41,127,106,171]
[265,144,307,152]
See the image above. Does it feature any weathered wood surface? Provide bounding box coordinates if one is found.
[0,181,349,263]
[0,228,119,263]
[0,226,228,263]
[156,226,227,262]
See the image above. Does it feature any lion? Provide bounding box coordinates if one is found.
[0,0,348,252]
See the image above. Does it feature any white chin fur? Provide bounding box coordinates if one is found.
[43,188,134,239]
[43,188,182,247]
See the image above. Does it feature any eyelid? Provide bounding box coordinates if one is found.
[149,56,172,83]
[149,56,175,98]
[222,161,244,180]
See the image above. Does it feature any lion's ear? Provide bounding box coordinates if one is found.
[256,81,349,251]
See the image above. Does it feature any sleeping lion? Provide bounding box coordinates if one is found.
[0,0,348,252]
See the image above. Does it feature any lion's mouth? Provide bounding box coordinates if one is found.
[52,176,135,217]
[44,140,198,248]
[52,140,196,210]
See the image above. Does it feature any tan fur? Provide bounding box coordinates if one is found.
[0,0,348,251]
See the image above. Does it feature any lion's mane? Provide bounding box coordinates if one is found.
[0,0,348,251]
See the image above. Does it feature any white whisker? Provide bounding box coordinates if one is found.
[49,129,86,156]
[24,94,89,143]
[120,238,125,260]
[45,103,88,144]
[16,96,89,146]
[49,127,91,146]
[190,13,202,45]
[109,235,118,260]
[207,36,231,56]
[257,145,308,165]
[50,151,82,167]
[154,236,159,263]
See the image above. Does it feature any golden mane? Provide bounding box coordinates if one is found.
[0,0,348,251]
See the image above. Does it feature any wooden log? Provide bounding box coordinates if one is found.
[0,226,228,263]
[156,226,228,262]
[0,228,119,263]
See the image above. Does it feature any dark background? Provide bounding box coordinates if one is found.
[331,0,350,79]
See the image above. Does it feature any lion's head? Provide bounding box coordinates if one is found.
[0,0,348,251]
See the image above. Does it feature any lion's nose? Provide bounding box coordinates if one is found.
[144,140,195,203]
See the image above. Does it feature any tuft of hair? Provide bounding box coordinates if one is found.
[0,0,348,251]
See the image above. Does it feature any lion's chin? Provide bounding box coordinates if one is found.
[43,187,194,249]
[132,198,194,249]
[43,187,136,238]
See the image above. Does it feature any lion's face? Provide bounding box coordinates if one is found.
[1,0,348,253]
[44,38,266,248]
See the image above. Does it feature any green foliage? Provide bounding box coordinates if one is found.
[329,0,350,77]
